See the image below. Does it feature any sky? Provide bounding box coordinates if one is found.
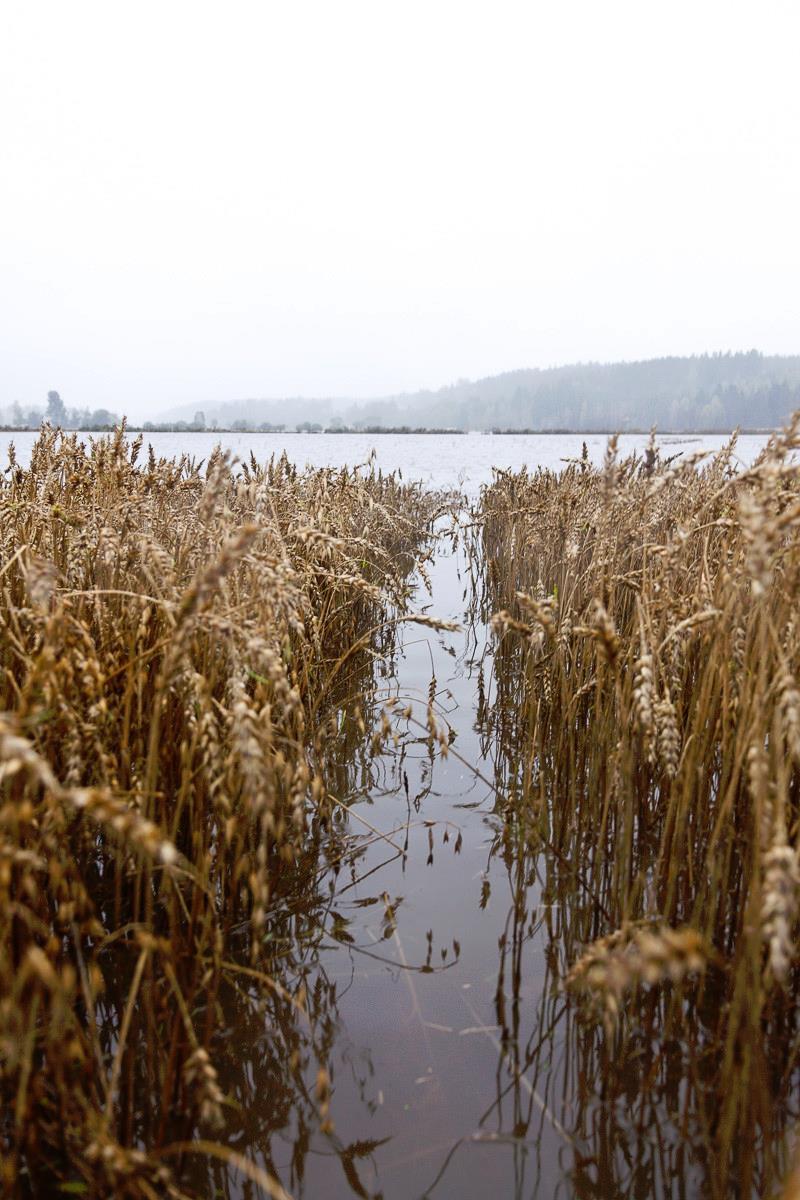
[2,0,800,419]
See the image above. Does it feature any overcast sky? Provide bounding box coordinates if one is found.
[2,1,799,418]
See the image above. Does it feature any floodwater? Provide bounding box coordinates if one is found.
[290,536,551,1199]
[4,428,770,497]
[196,525,578,1199]
[200,501,758,1200]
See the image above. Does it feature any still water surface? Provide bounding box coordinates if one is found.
[5,428,769,497]
[9,430,772,1196]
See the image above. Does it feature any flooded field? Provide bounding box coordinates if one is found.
[4,427,799,1199]
[192,528,567,1199]
[3,429,772,497]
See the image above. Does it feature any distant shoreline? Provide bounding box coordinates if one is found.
[0,424,778,436]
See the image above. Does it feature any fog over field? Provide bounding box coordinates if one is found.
[2,2,800,420]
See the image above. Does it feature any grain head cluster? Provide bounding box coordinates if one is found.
[0,426,437,1197]
[478,419,800,1195]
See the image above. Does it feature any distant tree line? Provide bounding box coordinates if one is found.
[9,354,800,434]
[0,391,118,430]
[151,352,800,433]
[138,413,288,433]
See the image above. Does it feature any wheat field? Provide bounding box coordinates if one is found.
[476,419,800,1197]
[0,426,441,1198]
[7,420,800,1197]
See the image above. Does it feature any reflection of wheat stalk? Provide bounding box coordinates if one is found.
[565,921,708,1034]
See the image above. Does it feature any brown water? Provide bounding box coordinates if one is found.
[182,524,711,1199]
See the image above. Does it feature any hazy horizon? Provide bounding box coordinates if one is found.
[3,1,800,421]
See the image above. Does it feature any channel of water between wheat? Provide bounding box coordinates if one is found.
[181,515,701,1200]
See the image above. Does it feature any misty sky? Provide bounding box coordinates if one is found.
[2,1,800,419]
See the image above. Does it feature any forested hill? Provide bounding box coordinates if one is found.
[154,351,800,432]
[343,351,800,432]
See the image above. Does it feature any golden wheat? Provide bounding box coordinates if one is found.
[477,419,800,1197]
[0,426,439,1197]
